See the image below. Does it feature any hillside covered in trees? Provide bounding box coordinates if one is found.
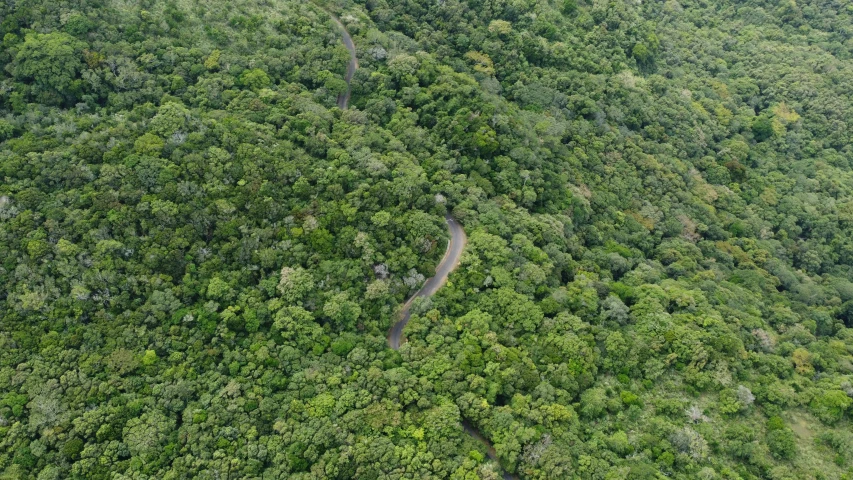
[2,0,853,478]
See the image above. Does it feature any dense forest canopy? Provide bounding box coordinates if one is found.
[2,0,853,478]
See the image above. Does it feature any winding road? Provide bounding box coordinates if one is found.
[321,9,517,480]
[387,218,515,480]
[388,215,466,349]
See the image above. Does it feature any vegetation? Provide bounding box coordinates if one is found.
[2,0,853,478]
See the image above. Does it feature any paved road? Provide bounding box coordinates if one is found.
[322,12,518,480]
[463,421,518,480]
[328,14,358,109]
[387,218,517,480]
[388,215,467,349]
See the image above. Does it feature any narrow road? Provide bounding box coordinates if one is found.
[389,217,518,480]
[328,13,358,109]
[388,215,466,349]
[321,11,517,479]
[463,421,518,480]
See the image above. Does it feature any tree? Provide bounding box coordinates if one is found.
[324,77,348,96]
[601,295,630,324]
[718,388,744,415]
[580,388,608,419]
[149,102,191,137]
[240,68,271,90]
[766,417,796,460]
[0,120,14,141]
[323,292,362,330]
[632,43,652,64]
[123,410,175,461]
[811,390,852,425]
[13,32,86,99]
[134,133,165,156]
[61,438,84,460]
[206,276,233,300]
[141,349,159,366]
[278,267,315,304]
[752,116,774,141]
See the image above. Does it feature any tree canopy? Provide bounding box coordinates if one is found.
[1,0,853,478]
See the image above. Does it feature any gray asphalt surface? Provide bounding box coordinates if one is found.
[324,15,517,479]
[329,15,358,109]
[388,215,467,349]
[463,421,518,480]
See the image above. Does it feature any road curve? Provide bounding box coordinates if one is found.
[320,11,518,480]
[463,421,518,480]
[388,215,467,349]
[388,219,518,480]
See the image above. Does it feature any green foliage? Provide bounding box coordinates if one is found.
[324,76,348,96]
[0,119,13,141]
[323,292,362,329]
[63,13,92,36]
[205,277,232,300]
[61,438,84,460]
[141,349,159,366]
[811,390,853,425]
[608,430,633,456]
[149,102,190,137]
[133,133,165,156]
[12,32,86,99]
[239,68,271,90]
[331,336,355,356]
[580,388,608,419]
[1,0,853,478]
[277,266,315,304]
[752,115,775,141]
[632,43,652,64]
[766,417,797,460]
[191,410,207,424]
[620,390,641,406]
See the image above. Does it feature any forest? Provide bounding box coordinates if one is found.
[1,0,853,478]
